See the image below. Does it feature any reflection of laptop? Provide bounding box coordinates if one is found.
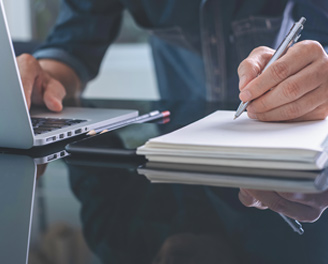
[0,1,138,149]
[0,154,37,264]
[1,135,73,164]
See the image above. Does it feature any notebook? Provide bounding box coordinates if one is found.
[137,111,328,170]
[0,1,138,149]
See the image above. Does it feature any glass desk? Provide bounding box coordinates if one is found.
[1,99,328,264]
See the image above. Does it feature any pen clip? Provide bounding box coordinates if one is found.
[290,17,306,44]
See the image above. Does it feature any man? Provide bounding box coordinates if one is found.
[17,0,328,121]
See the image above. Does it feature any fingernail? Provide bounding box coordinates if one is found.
[49,98,62,112]
[240,90,252,102]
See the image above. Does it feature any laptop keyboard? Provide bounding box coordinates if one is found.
[32,117,87,135]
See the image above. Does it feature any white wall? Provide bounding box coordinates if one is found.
[83,44,159,100]
[2,0,32,40]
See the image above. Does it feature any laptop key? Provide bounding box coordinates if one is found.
[32,117,87,135]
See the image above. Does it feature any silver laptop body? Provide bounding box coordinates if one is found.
[0,154,36,264]
[0,0,138,149]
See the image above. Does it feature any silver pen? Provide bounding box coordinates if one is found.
[234,17,306,120]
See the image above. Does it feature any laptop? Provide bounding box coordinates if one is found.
[0,1,138,149]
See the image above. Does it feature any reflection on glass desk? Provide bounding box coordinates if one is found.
[0,154,36,264]
[65,156,328,264]
[138,162,328,193]
[2,100,328,264]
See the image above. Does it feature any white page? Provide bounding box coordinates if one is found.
[145,111,328,152]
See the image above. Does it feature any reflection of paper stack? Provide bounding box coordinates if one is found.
[137,111,328,170]
[138,162,328,193]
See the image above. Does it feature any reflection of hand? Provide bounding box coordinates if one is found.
[152,233,237,264]
[237,41,328,121]
[238,188,328,223]
[37,164,48,180]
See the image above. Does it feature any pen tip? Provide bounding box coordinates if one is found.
[233,116,237,120]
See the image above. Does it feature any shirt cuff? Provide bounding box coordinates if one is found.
[33,48,91,84]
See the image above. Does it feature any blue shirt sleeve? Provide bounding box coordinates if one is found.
[34,0,124,84]
[292,0,328,52]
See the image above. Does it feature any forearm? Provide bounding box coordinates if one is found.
[39,59,82,98]
[34,0,124,84]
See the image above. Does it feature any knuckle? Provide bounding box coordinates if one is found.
[251,46,271,55]
[282,81,301,100]
[309,40,323,54]
[301,40,323,56]
[271,61,289,82]
[268,198,286,212]
[238,58,260,76]
[239,58,253,70]
[18,53,35,63]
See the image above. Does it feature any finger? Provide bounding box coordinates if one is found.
[278,190,328,210]
[238,189,268,209]
[292,103,328,121]
[246,58,325,114]
[31,74,46,105]
[239,41,322,103]
[16,54,42,109]
[42,78,66,112]
[237,46,274,90]
[36,164,47,179]
[243,189,321,222]
[248,84,326,121]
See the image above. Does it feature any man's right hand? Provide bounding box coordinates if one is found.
[16,54,82,112]
[239,188,328,223]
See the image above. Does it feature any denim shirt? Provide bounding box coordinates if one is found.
[34,0,328,102]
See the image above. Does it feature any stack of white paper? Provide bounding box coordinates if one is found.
[137,111,328,170]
